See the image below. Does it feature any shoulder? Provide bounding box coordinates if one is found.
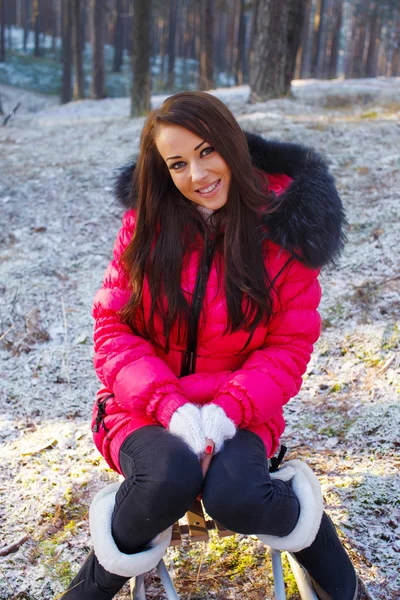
[113,209,137,259]
[121,208,136,229]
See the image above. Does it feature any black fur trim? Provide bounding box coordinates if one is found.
[245,133,346,268]
[114,132,346,268]
[114,161,137,209]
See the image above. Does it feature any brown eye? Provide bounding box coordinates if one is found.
[170,161,185,170]
[201,147,214,157]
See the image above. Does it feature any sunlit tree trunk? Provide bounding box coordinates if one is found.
[131,0,152,116]
[365,3,380,77]
[199,0,214,90]
[250,0,287,102]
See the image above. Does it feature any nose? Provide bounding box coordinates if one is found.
[190,161,207,184]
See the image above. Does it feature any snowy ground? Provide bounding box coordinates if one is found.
[0,79,399,600]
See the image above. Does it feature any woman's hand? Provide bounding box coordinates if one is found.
[201,404,236,453]
[168,404,206,457]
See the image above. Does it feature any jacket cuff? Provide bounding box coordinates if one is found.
[213,394,244,427]
[151,391,188,428]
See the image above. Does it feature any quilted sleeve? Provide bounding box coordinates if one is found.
[212,258,322,427]
[92,211,187,427]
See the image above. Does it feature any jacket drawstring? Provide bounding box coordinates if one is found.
[92,394,114,433]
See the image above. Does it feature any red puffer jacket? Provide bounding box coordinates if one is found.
[91,133,345,474]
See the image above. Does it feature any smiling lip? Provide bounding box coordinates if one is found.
[196,179,221,197]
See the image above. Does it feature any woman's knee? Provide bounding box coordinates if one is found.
[118,427,203,514]
[202,477,260,532]
[201,431,281,534]
[203,460,299,535]
[147,441,203,506]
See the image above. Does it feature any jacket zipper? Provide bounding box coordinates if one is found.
[92,394,113,433]
[180,239,215,377]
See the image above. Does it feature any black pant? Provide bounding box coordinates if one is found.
[112,426,300,555]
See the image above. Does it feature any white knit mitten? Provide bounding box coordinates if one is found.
[201,404,237,454]
[169,403,206,457]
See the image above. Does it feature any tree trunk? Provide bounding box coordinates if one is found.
[316,0,330,78]
[167,0,177,89]
[249,0,259,82]
[199,0,214,90]
[284,0,306,93]
[300,0,314,78]
[127,0,133,58]
[350,3,368,78]
[23,0,30,52]
[215,7,224,73]
[113,0,124,72]
[159,0,168,82]
[228,0,237,80]
[72,0,85,98]
[61,0,72,103]
[91,0,105,99]
[388,7,400,76]
[250,0,288,102]
[365,4,380,77]
[235,0,246,86]
[32,0,40,56]
[328,0,342,79]
[0,0,6,63]
[131,0,152,116]
[295,0,311,79]
[345,9,358,79]
[182,1,191,89]
[51,0,57,54]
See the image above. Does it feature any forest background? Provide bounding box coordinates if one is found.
[0,0,399,111]
[0,1,399,600]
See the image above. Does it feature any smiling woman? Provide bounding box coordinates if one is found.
[61,91,364,600]
[155,125,231,210]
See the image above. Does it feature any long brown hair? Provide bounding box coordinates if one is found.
[120,91,280,351]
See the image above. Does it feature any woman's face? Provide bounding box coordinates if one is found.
[155,124,231,210]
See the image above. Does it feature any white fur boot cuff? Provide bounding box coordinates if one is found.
[89,482,172,578]
[256,459,323,553]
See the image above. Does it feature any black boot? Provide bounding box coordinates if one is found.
[293,512,358,600]
[255,460,368,600]
[61,482,172,599]
[61,550,129,599]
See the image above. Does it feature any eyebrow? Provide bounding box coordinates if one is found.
[166,140,206,161]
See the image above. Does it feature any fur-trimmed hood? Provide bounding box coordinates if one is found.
[114,132,346,269]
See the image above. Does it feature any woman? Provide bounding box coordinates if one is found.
[63,92,362,600]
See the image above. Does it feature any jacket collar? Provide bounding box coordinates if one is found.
[114,132,346,268]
